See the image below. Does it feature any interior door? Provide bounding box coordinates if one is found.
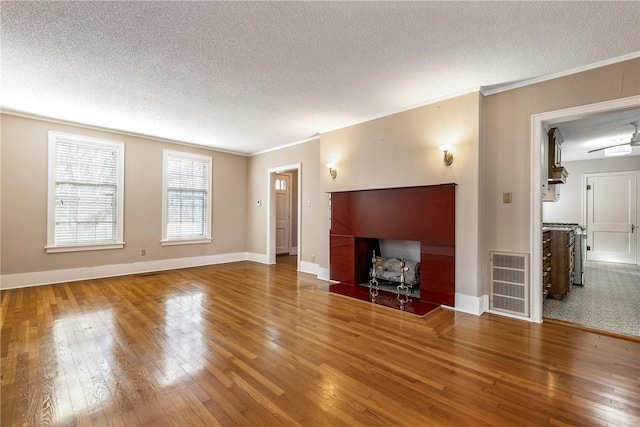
[586,171,638,264]
[275,173,291,255]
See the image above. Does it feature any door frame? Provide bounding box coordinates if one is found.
[582,170,640,264]
[275,172,292,255]
[267,163,301,269]
[530,95,640,323]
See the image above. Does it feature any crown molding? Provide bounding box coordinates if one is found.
[0,108,250,157]
[482,51,640,96]
[4,52,638,157]
[319,87,483,136]
[251,134,321,156]
[252,86,484,156]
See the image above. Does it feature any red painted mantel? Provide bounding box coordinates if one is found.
[329,184,456,307]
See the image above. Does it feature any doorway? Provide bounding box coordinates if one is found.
[267,164,301,270]
[530,95,640,323]
[275,172,292,255]
[540,146,640,337]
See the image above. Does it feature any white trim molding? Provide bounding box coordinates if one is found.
[267,163,302,269]
[316,267,330,281]
[483,52,640,96]
[251,135,320,156]
[444,293,488,316]
[45,243,125,253]
[2,109,249,157]
[1,252,249,290]
[162,149,212,244]
[299,261,317,276]
[248,252,269,264]
[47,131,125,252]
[530,95,640,323]
[299,261,331,281]
[160,238,212,246]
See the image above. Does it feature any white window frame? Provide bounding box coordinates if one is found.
[46,131,125,253]
[161,149,212,246]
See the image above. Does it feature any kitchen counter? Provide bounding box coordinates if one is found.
[543,226,576,232]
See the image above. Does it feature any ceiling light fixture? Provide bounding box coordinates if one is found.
[588,121,640,154]
[604,145,632,156]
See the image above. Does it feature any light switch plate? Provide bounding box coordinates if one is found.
[503,193,512,203]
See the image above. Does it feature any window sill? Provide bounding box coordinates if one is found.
[45,242,125,253]
[161,238,212,247]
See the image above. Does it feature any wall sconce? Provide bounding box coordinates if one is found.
[439,144,453,166]
[326,163,337,179]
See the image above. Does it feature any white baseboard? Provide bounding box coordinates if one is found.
[247,252,269,264]
[317,267,330,281]
[299,260,318,276]
[1,252,249,290]
[298,261,330,281]
[443,293,488,316]
[486,308,534,322]
[289,247,298,256]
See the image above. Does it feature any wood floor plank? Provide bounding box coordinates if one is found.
[2,261,639,426]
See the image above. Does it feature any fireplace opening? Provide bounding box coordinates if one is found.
[358,239,421,298]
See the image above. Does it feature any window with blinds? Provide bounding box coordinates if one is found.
[162,150,212,244]
[47,132,125,252]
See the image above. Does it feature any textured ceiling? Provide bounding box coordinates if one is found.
[2,1,640,155]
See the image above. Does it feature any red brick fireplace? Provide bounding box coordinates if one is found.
[329,184,456,309]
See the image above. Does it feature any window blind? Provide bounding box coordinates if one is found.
[166,154,209,240]
[54,140,119,245]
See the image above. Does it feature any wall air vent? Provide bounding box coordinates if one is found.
[489,251,529,318]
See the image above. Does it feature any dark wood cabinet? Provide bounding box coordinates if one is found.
[542,230,552,297]
[548,229,575,299]
[548,128,568,184]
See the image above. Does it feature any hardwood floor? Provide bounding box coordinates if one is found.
[1,261,639,426]
[275,254,297,266]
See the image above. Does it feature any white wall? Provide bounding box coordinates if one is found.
[1,114,249,286]
[320,92,482,298]
[543,156,640,223]
[247,140,324,267]
[483,58,639,296]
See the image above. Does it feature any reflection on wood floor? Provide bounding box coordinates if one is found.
[2,261,639,426]
[275,254,297,266]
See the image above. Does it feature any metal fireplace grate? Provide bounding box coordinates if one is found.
[490,251,529,318]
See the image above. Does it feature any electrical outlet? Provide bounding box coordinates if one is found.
[140,249,146,256]
[311,255,316,262]
[503,193,512,203]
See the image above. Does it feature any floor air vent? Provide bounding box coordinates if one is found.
[490,251,529,318]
